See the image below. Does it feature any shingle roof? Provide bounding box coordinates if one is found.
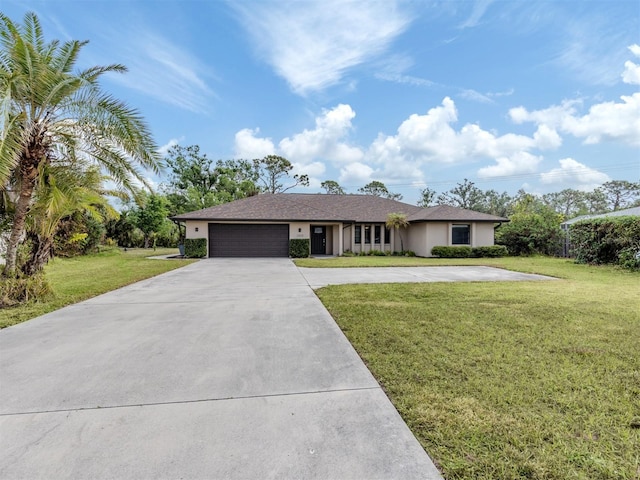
[561,206,640,225]
[171,193,508,223]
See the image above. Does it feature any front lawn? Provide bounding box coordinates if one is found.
[316,258,640,479]
[0,248,195,328]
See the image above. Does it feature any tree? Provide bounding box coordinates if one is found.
[386,213,409,252]
[131,193,170,248]
[601,180,640,211]
[22,164,116,274]
[542,189,588,219]
[436,179,484,210]
[417,187,436,207]
[321,180,345,195]
[583,188,608,214]
[496,193,563,256]
[0,12,160,277]
[163,145,258,214]
[358,181,402,200]
[253,155,309,193]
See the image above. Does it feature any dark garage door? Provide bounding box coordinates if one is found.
[208,223,289,257]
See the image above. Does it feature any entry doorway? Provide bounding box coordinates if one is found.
[311,226,326,255]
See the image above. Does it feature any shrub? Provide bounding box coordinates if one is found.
[341,250,356,257]
[369,249,386,256]
[184,238,207,258]
[472,245,509,258]
[289,239,309,258]
[431,246,473,258]
[569,216,640,269]
[0,273,53,308]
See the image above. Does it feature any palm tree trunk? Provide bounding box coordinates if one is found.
[22,235,53,276]
[3,146,44,277]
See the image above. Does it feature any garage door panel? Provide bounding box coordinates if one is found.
[209,224,289,257]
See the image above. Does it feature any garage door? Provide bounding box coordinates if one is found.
[208,223,289,257]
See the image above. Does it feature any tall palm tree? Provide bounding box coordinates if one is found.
[386,212,409,253]
[0,12,160,276]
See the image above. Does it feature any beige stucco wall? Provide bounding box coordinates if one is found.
[289,222,310,240]
[425,222,449,256]
[407,224,427,256]
[185,221,209,239]
[474,223,495,247]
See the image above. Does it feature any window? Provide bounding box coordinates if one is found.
[384,227,391,244]
[452,224,471,245]
[374,225,381,244]
[354,225,361,244]
[364,225,371,244]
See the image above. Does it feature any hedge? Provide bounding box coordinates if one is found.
[431,246,473,258]
[431,245,509,258]
[289,239,310,258]
[472,245,509,258]
[569,216,640,268]
[184,238,207,258]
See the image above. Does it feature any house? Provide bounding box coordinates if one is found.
[171,193,508,258]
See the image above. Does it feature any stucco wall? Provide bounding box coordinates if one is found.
[474,223,495,247]
[425,222,449,256]
[289,222,310,240]
[185,221,209,239]
[407,224,427,256]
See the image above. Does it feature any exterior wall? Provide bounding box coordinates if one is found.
[474,223,495,247]
[407,224,428,256]
[343,224,352,251]
[185,221,209,239]
[289,222,310,240]
[425,222,448,257]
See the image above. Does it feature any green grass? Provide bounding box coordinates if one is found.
[316,258,640,479]
[0,248,195,328]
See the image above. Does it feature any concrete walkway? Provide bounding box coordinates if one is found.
[0,259,444,479]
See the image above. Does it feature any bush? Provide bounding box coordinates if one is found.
[569,216,640,269]
[369,249,386,256]
[184,238,207,258]
[472,245,509,258]
[0,273,53,308]
[431,246,473,258]
[289,239,309,258]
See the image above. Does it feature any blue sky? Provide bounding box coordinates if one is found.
[5,0,640,204]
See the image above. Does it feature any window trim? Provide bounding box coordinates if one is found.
[451,224,471,245]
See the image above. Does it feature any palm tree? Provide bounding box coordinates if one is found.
[0,12,160,277]
[22,161,118,275]
[386,212,409,253]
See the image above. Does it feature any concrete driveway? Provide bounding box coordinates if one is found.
[0,259,444,479]
[298,265,554,288]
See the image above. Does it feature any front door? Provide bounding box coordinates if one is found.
[311,226,326,255]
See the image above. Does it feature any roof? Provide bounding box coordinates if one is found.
[172,193,508,223]
[562,206,640,225]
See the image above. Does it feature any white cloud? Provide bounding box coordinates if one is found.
[231,0,411,95]
[106,30,216,114]
[458,0,495,29]
[157,137,182,157]
[540,158,611,190]
[368,97,557,178]
[235,105,363,166]
[622,44,640,84]
[509,93,640,146]
[234,128,276,159]
[338,162,375,185]
[477,152,542,178]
